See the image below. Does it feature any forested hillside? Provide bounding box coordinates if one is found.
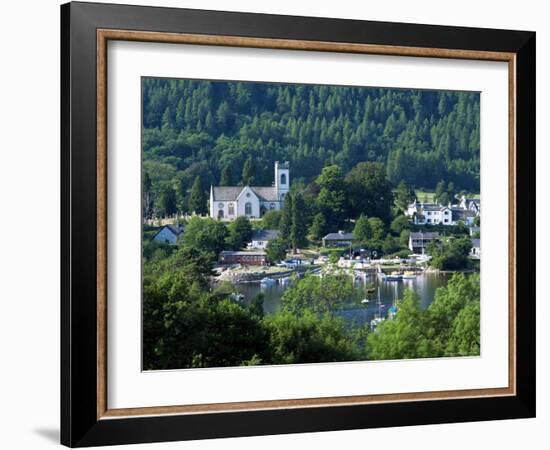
[142,78,479,215]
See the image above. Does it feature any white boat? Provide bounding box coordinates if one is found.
[260,277,276,285]
[370,287,386,331]
[401,270,416,280]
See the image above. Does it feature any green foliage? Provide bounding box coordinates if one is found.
[282,273,355,314]
[367,274,480,360]
[266,237,288,262]
[429,236,472,270]
[368,290,431,360]
[143,171,155,219]
[261,210,282,230]
[181,216,228,259]
[382,234,403,255]
[264,309,360,364]
[143,79,480,221]
[290,192,308,251]
[346,162,394,224]
[226,216,253,250]
[367,217,385,240]
[242,156,256,185]
[220,164,233,185]
[279,192,293,240]
[444,300,480,356]
[309,212,327,241]
[390,215,410,235]
[160,186,177,216]
[394,179,416,211]
[316,165,347,230]
[188,176,207,215]
[353,214,371,242]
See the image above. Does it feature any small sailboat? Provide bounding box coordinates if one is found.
[370,288,386,331]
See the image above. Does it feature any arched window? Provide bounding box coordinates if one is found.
[270,203,276,209]
[217,209,224,219]
[245,202,252,215]
[280,173,287,185]
[228,203,235,216]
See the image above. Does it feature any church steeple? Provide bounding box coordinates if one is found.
[274,161,290,200]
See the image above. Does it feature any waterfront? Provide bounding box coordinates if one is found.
[223,271,454,327]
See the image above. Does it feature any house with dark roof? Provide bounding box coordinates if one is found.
[248,229,280,249]
[210,162,289,220]
[408,231,440,254]
[459,195,481,215]
[322,231,356,247]
[153,224,184,245]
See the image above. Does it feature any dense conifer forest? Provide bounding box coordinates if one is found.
[142,78,480,215]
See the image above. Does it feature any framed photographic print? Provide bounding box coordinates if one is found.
[61,1,536,447]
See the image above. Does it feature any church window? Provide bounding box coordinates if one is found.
[280,173,286,185]
[218,203,224,209]
[228,203,235,215]
[245,202,252,215]
[270,203,276,209]
[217,209,224,219]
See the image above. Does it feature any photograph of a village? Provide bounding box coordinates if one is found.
[142,78,481,370]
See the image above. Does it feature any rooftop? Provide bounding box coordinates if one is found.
[220,251,267,256]
[212,186,279,202]
[323,231,355,241]
[410,232,440,240]
[154,224,184,237]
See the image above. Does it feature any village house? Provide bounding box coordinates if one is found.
[406,197,480,227]
[209,161,289,220]
[451,208,477,226]
[247,229,280,250]
[470,238,481,259]
[459,195,481,215]
[408,231,440,254]
[152,224,184,245]
[407,201,453,225]
[322,231,356,247]
[219,250,267,266]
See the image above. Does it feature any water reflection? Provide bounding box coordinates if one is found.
[219,272,453,327]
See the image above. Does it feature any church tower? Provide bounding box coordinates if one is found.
[274,161,290,201]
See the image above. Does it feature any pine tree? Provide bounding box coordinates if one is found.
[279,193,293,240]
[220,165,233,186]
[242,157,256,185]
[353,213,371,242]
[161,187,177,217]
[290,192,308,252]
[394,179,416,211]
[188,176,207,215]
[309,213,327,241]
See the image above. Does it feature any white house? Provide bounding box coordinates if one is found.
[248,229,280,250]
[210,161,289,220]
[459,195,481,216]
[407,201,453,225]
[153,224,184,245]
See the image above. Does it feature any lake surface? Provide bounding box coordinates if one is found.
[228,272,454,327]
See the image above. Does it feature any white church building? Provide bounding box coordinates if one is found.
[210,161,290,220]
